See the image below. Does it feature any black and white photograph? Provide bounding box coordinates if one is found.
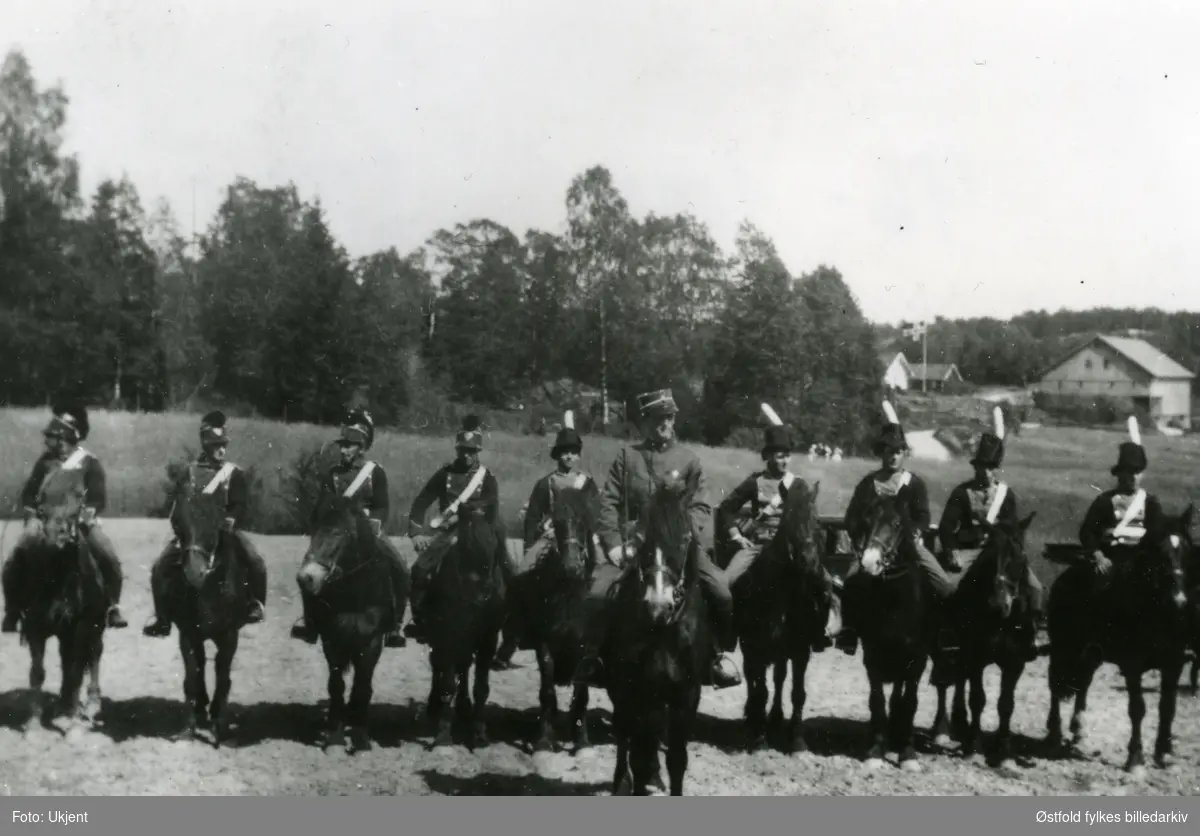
[1,0,1199,801]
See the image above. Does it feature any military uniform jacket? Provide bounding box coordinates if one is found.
[843,468,931,547]
[715,469,800,547]
[1079,488,1164,553]
[177,456,250,529]
[938,478,1018,552]
[523,469,600,550]
[597,438,713,555]
[22,448,107,520]
[407,460,499,533]
[314,457,391,527]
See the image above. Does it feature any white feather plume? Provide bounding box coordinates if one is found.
[563,410,575,431]
[760,402,783,427]
[1127,415,1141,446]
[882,400,900,426]
[993,406,1005,440]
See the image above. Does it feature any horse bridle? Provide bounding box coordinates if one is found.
[637,534,692,624]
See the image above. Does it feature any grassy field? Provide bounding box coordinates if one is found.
[3,406,1199,583]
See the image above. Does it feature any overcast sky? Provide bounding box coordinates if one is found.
[8,0,1200,325]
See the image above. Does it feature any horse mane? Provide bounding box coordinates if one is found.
[777,477,822,574]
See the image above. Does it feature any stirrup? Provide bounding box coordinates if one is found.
[142,617,171,638]
[2,613,20,634]
[290,619,319,644]
[107,606,128,628]
[245,600,265,624]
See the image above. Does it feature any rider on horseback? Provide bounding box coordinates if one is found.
[714,403,839,651]
[2,402,127,633]
[514,410,601,578]
[143,411,268,637]
[829,400,957,655]
[290,408,410,649]
[576,388,742,690]
[1078,417,1165,578]
[402,415,511,645]
[936,406,1045,660]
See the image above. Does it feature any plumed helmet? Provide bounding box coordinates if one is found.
[338,408,375,451]
[44,400,90,444]
[455,414,484,451]
[199,410,230,447]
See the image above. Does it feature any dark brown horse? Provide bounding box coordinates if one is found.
[929,513,1037,766]
[424,512,508,750]
[153,466,259,746]
[296,493,401,754]
[504,488,599,753]
[722,479,827,754]
[841,492,933,772]
[1045,505,1194,777]
[601,471,709,796]
[12,467,107,742]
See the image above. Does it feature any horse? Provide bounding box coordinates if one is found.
[1045,504,1194,777]
[423,510,509,750]
[152,466,259,746]
[11,467,107,742]
[296,493,401,754]
[841,492,934,771]
[601,470,709,796]
[505,488,600,753]
[929,512,1038,766]
[721,479,827,754]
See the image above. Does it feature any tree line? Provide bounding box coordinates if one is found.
[6,47,1191,456]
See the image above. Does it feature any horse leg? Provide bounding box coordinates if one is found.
[787,647,810,754]
[865,671,888,768]
[1122,669,1146,778]
[630,713,664,796]
[25,635,47,737]
[534,642,557,752]
[897,672,923,772]
[951,678,969,742]
[176,632,207,741]
[431,658,456,749]
[666,691,699,797]
[768,651,786,730]
[470,635,496,749]
[742,649,769,753]
[322,649,347,752]
[83,634,103,724]
[347,640,381,754]
[57,632,88,741]
[962,667,986,759]
[611,701,632,795]
[568,669,592,753]
[1068,674,1094,754]
[994,663,1021,769]
[1154,661,1183,769]
[931,683,952,749]
[887,679,906,751]
[210,629,240,748]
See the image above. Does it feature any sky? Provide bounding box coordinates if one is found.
[7,0,1200,325]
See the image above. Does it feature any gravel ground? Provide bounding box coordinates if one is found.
[1,520,1197,796]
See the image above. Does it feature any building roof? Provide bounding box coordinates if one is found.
[1039,334,1194,381]
[909,362,961,382]
[879,351,911,369]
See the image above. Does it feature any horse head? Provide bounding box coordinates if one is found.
[858,493,917,578]
[979,512,1036,620]
[37,467,88,552]
[171,472,230,591]
[776,479,824,578]
[297,493,373,597]
[549,488,599,583]
[636,468,700,626]
[1140,503,1195,612]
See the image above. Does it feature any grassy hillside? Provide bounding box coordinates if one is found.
[3,406,1199,583]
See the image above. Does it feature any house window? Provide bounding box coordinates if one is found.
[1084,358,1092,370]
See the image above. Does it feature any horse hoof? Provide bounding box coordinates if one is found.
[864,757,887,771]
[573,731,591,753]
[900,758,922,773]
[997,758,1019,775]
[933,734,953,750]
[1126,764,1147,782]
[534,737,554,754]
[433,730,454,749]
[349,732,373,754]
[787,734,809,755]
[646,786,667,797]
[64,724,86,745]
[322,733,345,752]
[471,729,490,750]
